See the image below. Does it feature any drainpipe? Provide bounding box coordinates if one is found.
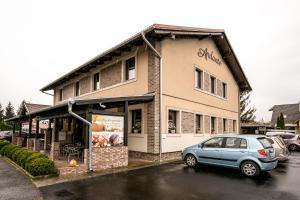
[141,32,163,163]
[68,98,93,171]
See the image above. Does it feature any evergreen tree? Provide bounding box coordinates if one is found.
[4,102,15,119]
[240,91,256,123]
[17,100,26,116]
[277,113,285,129]
[0,103,4,121]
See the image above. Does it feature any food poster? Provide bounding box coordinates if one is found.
[92,114,124,147]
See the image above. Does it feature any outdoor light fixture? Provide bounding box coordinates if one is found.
[99,102,106,109]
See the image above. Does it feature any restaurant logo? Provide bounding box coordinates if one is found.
[197,48,222,65]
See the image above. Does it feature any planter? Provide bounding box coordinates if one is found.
[133,129,139,134]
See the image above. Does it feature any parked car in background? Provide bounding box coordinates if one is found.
[266,132,300,151]
[267,136,289,162]
[0,131,12,142]
[182,134,278,177]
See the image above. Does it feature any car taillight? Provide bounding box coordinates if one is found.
[297,138,300,144]
[258,149,267,156]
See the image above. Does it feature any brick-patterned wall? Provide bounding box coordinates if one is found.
[92,146,128,170]
[62,83,74,100]
[216,79,222,96]
[129,151,181,161]
[217,117,222,133]
[100,62,122,88]
[181,111,195,133]
[203,72,210,92]
[147,41,161,154]
[80,76,91,95]
[204,115,210,133]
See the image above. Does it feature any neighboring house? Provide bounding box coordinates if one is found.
[269,103,300,133]
[241,122,272,135]
[7,24,251,174]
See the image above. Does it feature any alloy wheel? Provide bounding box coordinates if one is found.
[186,155,196,167]
[242,163,256,176]
[290,144,297,151]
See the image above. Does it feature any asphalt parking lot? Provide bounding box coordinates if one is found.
[40,152,300,200]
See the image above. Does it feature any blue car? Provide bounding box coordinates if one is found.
[182,134,278,177]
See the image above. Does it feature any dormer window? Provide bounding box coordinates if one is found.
[125,57,136,81]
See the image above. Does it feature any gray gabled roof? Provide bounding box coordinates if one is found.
[269,103,300,126]
[40,23,252,92]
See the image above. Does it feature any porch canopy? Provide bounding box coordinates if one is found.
[6,93,154,146]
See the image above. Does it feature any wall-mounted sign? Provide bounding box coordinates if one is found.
[197,48,222,65]
[92,114,124,147]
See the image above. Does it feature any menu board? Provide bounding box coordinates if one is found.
[92,114,124,147]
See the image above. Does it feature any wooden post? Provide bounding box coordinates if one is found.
[124,101,128,146]
[13,123,15,134]
[36,119,39,139]
[28,118,32,138]
[19,122,22,137]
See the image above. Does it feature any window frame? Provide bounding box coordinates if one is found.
[210,76,216,94]
[195,114,203,134]
[202,137,224,148]
[211,116,216,134]
[223,118,228,133]
[224,137,248,149]
[195,68,203,89]
[75,81,80,97]
[131,109,142,134]
[168,110,179,134]
[124,56,136,81]
[222,82,227,98]
[93,72,100,91]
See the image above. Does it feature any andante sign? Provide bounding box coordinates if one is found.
[197,48,222,65]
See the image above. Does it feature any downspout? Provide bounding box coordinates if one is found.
[141,32,163,163]
[68,99,93,171]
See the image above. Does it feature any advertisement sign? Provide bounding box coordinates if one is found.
[92,114,124,147]
[21,119,49,133]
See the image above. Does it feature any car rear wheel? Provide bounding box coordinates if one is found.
[289,144,298,151]
[241,161,260,177]
[185,154,197,167]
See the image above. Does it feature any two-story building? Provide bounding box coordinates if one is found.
[8,24,251,175]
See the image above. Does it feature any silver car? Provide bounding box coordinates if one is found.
[267,136,289,162]
[266,132,300,151]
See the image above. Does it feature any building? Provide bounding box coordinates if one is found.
[269,103,300,133]
[7,24,251,175]
[241,122,272,135]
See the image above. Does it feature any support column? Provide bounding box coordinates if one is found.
[28,118,32,138]
[124,101,128,146]
[19,122,22,137]
[84,113,91,166]
[50,118,60,160]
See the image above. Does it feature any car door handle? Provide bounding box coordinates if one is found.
[239,151,246,153]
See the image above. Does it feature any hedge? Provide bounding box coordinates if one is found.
[0,141,55,176]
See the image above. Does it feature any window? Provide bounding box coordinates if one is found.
[233,120,237,132]
[225,138,247,149]
[211,117,216,134]
[125,57,136,81]
[210,76,216,94]
[195,114,203,134]
[258,137,273,149]
[131,109,142,134]
[203,137,223,148]
[59,89,63,101]
[222,82,227,98]
[75,81,80,96]
[195,69,203,89]
[168,110,178,133]
[223,118,228,133]
[93,73,100,91]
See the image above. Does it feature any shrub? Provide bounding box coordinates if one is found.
[0,140,9,151]
[0,144,13,156]
[27,158,54,176]
[25,152,47,171]
[17,150,35,168]
[7,146,21,159]
[11,148,24,161]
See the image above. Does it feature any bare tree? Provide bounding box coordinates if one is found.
[240,91,256,123]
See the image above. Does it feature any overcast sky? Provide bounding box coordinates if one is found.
[0,0,299,121]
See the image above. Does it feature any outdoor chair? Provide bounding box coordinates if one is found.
[67,147,80,162]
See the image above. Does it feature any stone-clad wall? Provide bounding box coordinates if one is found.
[203,72,210,92]
[100,62,122,88]
[217,79,222,96]
[181,111,195,133]
[92,146,128,170]
[80,76,91,95]
[62,83,74,100]
[204,115,210,133]
[147,41,161,154]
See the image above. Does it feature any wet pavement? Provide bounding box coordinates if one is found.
[40,152,300,200]
[0,157,42,200]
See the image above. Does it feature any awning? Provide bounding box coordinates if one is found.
[6,93,154,122]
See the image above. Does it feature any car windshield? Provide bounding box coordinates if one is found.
[258,137,273,149]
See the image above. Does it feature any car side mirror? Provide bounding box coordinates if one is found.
[198,143,203,148]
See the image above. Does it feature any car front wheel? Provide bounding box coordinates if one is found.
[185,154,197,167]
[241,161,260,177]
